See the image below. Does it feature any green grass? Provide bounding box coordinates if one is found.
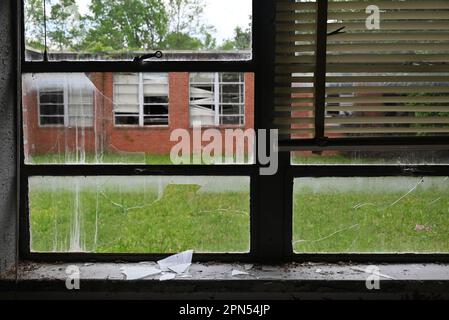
[292,155,385,165]
[28,154,449,254]
[29,153,253,165]
[30,184,250,253]
[294,183,449,253]
[29,153,175,165]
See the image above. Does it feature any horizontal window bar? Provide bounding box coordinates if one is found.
[288,165,449,178]
[22,61,255,73]
[21,252,254,263]
[279,136,449,152]
[22,164,258,176]
[289,253,449,264]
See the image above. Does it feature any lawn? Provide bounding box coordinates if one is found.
[28,153,175,165]
[29,178,250,253]
[28,153,253,165]
[28,156,449,254]
[294,177,449,253]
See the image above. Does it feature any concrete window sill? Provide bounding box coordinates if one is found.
[1,262,449,299]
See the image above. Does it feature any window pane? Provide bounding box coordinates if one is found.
[294,177,449,253]
[40,91,63,104]
[24,0,252,61]
[40,116,64,126]
[115,115,140,126]
[40,104,64,116]
[29,176,250,253]
[144,97,169,105]
[23,72,254,164]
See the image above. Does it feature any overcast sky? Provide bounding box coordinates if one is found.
[76,0,252,44]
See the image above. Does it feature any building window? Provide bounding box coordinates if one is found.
[190,73,245,126]
[38,85,94,127]
[38,89,64,126]
[114,73,169,126]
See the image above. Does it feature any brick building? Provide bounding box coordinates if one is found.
[22,69,254,162]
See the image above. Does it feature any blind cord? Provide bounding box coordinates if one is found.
[43,0,48,62]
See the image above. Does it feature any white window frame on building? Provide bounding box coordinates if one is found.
[189,72,245,127]
[113,73,169,127]
[38,84,94,128]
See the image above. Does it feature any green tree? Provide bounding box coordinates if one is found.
[24,0,45,50]
[220,24,251,51]
[48,0,83,50]
[81,0,169,52]
[161,0,216,50]
[24,0,219,53]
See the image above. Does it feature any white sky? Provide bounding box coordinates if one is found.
[76,0,252,44]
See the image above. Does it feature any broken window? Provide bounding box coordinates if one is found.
[114,73,169,127]
[275,0,449,143]
[22,0,449,263]
[34,74,94,127]
[293,177,449,253]
[190,73,245,126]
[22,72,254,165]
[29,176,250,253]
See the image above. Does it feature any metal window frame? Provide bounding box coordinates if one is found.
[17,0,449,264]
[37,82,94,128]
[279,0,449,263]
[37,89,65,127]
[18,0,265,263]
[189,72,246,127]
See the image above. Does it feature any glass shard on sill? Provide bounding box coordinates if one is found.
[158,250,193,272]
[120,265,162,280]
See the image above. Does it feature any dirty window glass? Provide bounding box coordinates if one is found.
[29,176,250,253]
[293,177,449,253]
[24,0,252,61]
[22,72,255,164]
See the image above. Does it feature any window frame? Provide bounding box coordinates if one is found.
[113,72,170,127]
[18,0,263,263]
[189,72,246,127]
[18,0,449,264]
[37,88,65,127]
[37,85,94,128]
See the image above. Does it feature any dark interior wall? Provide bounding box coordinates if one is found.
[0,0,17,276]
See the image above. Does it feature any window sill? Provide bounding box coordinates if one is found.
[113,125,170,129]
[189,125,246,130]
[2,262,449,299]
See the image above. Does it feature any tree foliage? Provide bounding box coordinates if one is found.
[24,0,250,53]
[81,0,168,51]
[220,23,251,51]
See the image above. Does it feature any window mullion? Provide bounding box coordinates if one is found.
[139,72,144,127]
[313,0,328,140]
[214,72,220,125]
[63,84,69,127]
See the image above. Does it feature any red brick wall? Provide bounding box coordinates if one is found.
[23,72,255,158]
[23,89,97,157]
